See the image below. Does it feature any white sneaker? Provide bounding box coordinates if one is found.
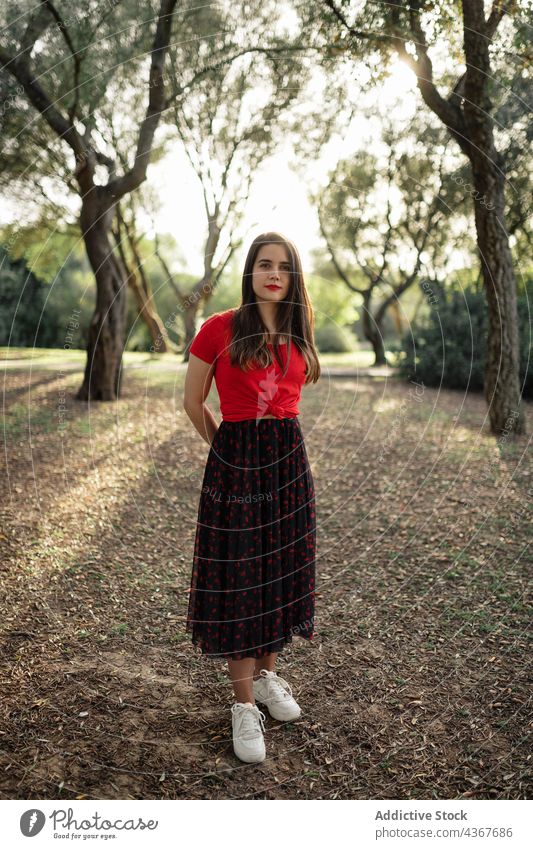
[252,669,302,721]
[230,702,266,763]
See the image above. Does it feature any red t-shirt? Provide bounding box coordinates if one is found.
[188,308,307,422]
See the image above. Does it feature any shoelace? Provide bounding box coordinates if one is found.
[257,671,293,702]
[232,704,266,740]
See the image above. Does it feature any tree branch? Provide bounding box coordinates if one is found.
[105,0,178,204]
[0,45,84,157]
[43,0,81,124]
[164,44,319,109]
[317,202,364,295]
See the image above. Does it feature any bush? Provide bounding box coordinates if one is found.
[0,250,61,347]
[314,322,356,353]
[517,294,533,399]
[0,246,93,349]
[392,278,532,398]
[125,321,153,352]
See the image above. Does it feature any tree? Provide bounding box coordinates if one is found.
[303,0,528,434]
[312,119,452,364]
[0,0,179,399]
[492,61,533,265]
[174,68,311,351]
[112,197,177,354]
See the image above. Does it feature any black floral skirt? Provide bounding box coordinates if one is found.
[186,417,316,660]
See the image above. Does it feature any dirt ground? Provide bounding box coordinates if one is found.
[0,361,531,800]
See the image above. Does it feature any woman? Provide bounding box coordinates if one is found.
[183,232,320,764]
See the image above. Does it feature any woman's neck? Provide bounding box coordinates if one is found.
[256,301,280,336]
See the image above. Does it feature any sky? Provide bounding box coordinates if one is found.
[141,57,420,277]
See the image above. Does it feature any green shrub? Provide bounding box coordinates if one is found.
[314,322,356,353]
[0,250,61,347]
[125,321,153,352]
[517,293,533,398]
[393,278,532,397]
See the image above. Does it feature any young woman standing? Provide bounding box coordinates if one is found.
[183,232,320,763]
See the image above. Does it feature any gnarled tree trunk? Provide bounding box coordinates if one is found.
[77,194,127,400]
[470,155,523,434]
[361,292,387,366]
[462,0,525,434]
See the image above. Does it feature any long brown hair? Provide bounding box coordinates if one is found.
[227,232,321,384]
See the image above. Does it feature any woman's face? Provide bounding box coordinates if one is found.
[251,243,292,303]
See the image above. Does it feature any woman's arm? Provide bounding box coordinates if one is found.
[183,353,219,445]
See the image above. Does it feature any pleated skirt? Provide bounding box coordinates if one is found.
[185,417,316,660]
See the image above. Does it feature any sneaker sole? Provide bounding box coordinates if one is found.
[254,698,301,722]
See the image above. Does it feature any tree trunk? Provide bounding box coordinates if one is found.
[113,211,176,354]
[361,294,387,366]
[180,217,222,360]
[389,299,403,335]
[182,277,214,361]
[461,0,525,435]
[471,158,525,434]
[370,330,387,366]
[76,198,127,401]
[182,301,203,362]
[130,278,173,353]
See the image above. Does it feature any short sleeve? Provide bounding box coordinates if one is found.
[189,313,221,364]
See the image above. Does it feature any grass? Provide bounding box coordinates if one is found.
[4,401,58,436]
[1,344,394,371]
